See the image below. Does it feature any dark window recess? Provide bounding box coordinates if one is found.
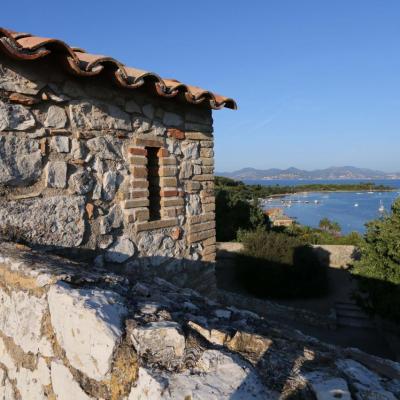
[147,147,161,221]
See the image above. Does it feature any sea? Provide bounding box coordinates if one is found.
[243,179,400,234]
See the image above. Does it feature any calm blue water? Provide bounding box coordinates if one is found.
[244,179,400,234]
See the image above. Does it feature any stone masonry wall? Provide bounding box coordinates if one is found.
[1,242,399,399]
[0,54,216,296]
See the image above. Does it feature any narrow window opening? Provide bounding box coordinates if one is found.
[147,147,161,221]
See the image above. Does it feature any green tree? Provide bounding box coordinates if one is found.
[352,198,400,322]
[215,189,266,241]
[318,218,341,235]
[319,218,331,232]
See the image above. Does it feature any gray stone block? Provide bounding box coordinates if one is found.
[45,161,67,188]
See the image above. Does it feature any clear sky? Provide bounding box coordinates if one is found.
[2,1,400,172]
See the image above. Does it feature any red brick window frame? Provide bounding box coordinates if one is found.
[123,135,182,232]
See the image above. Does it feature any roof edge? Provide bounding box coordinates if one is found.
[0,28,237,110]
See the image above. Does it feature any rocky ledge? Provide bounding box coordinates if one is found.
[0,241,399,400]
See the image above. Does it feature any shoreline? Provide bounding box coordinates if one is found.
[264,188,396,199]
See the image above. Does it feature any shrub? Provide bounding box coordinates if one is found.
[352,198,400,323]
[236,229,328,299]
[284,223,362,246]
[215,189,266,241]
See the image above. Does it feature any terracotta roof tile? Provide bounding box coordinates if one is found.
[0,27,237,110]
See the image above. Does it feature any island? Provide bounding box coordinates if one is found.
[215,176,394,200]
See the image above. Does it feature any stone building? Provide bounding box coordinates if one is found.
[0,28,236,296]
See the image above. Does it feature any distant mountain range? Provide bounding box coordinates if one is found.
[217,166,400,181]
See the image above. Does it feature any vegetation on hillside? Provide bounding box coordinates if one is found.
[284,223,362,246]
[215,176,363,244]
[235,228,328,299]
[215,180,266,241]
[352,198,400,323]
[215,176,393,200]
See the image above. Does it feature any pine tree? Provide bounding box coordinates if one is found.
[352,198,400,322]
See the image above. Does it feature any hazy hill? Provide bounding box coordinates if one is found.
[217,166,399,180]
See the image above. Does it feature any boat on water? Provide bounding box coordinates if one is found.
[354,203,359,207]
[379,200,385,213]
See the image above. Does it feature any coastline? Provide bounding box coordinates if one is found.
[264,188,396,199]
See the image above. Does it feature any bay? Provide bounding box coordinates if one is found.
[244,179,400,234]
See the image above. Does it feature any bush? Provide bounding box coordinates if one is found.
[236,229,328,299]
[352,198,400,323]
[215,189,266,241]
[284,223,362,246]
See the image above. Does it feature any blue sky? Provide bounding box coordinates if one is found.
[2,1,400,172]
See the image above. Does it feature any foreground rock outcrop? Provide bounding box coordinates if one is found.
[0,241,399,399]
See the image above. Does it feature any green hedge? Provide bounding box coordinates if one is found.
[235,229,328,299]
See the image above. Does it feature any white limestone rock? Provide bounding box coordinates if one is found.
[167,350,275,400]
[45,161,67,188]
[68,169,94,195]
[69,100,131,131]
[186,194,201,216]
[305,372,351,400]
[167,139,182,156]
[193,164,202,175]
[92,181,102,200]
[86,136,123,160]
[48,282,127,381]
[71,138,86,160]
[50,135,70,153]
[179,161,193,179]
[102,170,118,201]
[0,369,15,400]
[0,63,45,95]
[182,142,199,160]
[130,321,185,366]
[51,362,93,400]
[105,236,135,263]
[44,105,68,128]
[15,358,51,400]
[336,359,396,400]
[0,288,53,356]
[128,368,164,400]
[0,101,35,131]
[151,121,166,136]
[0,195,85,247]
[100,204,123,234]
[0,136,42,185]
[0,336,17,377]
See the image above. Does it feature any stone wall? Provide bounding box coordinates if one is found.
[1,242,399,399]
[0,54,217,296]
[312,245,359,269]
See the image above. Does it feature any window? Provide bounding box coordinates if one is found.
[146,147,161,220]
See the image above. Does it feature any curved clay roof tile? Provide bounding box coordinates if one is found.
[0,27,237,110]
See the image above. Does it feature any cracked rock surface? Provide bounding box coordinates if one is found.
[0,241,399,400]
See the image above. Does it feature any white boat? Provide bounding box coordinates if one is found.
[354,203,359,207]
[379,200,385,213]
